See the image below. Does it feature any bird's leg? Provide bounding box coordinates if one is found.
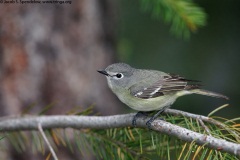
[132,111,151,127]
[146,107,168,129]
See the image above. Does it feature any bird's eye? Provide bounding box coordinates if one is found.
[116,73,123,79]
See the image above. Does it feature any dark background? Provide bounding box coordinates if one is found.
[116,0,240,117]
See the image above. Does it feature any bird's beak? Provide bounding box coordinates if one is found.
[97,70,109,76]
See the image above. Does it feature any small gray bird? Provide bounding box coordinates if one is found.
[98,63,228,127]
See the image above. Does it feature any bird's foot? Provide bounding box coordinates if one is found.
[132,111,149,127]
[145,109,166,129]
[146,117,165,129]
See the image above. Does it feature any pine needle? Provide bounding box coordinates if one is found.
[208,104,229,117]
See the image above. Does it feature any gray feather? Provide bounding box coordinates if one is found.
[130,73,202,99]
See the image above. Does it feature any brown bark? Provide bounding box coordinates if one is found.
[0,0,121,159]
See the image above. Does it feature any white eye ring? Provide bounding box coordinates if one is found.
[115,73,124,79]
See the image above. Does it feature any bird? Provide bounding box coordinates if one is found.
[97,63,229,127]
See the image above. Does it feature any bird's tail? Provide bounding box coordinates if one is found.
[191,89,229,100]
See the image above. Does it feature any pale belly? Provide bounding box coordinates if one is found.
[116,92,178,111]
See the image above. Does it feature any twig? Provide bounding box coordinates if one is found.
[164,109,240,141]
[0,112,239,156]
[164,109,220,125]
[197,118,212,135]
[38,123,58,160]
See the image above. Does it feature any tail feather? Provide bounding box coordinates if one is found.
[191,89,229,100]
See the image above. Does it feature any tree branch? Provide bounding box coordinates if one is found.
[0,111,239,156]
[164,109,240,141]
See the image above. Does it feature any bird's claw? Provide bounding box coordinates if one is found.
[132,111,148,127]
[132,117,137,127]
[132,110,166,129]
[146,119,153,129]
[146,117,165,130]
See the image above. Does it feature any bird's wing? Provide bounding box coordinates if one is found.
[130,74,201,99]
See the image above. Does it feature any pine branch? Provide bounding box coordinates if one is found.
[164,108,240,141]
[0,109,239,156]
[140,0,207,38]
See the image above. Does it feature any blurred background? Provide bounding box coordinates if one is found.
[117,0,240,117]
[0,0,239,159]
